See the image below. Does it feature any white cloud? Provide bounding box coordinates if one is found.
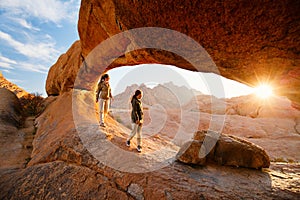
[45,34,53,40]
[18,62,49,74]
[2,69,11,73]
[13,18,40,31]
[0,62,15,69]
[0,55,17,69]
[0,53,49,73]
[0,0,80,24]
[0,31,59,62]
[0,55,17,64]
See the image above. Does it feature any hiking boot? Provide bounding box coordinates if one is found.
[126,140,130,147]
[100,123,106,127]
[137,145,142,152]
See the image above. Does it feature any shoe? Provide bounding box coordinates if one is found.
[100,123,106,127]
[137,145,142,152]
[126,140,130,147]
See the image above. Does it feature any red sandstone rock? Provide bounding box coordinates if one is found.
[76,0,300,108]
[45,41,82,95]
[0,72,28,98]
[0,88,22,127]
[214,134,270,169]
[1,90,299,199]
[0,88,35,169]
[176,140,206,165]
[46,0,300,108]
[177,130,270,169]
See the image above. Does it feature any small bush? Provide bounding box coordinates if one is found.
[19,93,45,117]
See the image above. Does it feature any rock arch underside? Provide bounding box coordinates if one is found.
[46,0,300,109]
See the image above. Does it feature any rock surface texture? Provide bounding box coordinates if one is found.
[0,88,35,169]
[1,90,299,199]
[47,0,300,109]
[111,83,300,162]
[0,72,28,98]
[46,41,82,96]
[0,88,22,128]
[177,130,270,169]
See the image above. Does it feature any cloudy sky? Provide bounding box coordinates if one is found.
[0,0,255,98]
[0,0,80,95]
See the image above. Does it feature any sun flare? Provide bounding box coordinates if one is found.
[254,84,273,99]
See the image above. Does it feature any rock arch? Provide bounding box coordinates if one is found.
[46,0,300,108]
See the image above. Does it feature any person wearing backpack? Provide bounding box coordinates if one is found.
[126,89,144,152]
[96,74,112,127]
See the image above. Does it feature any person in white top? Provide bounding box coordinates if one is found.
[95,74,113,127]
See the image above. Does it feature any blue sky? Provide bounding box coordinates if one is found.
[0,0,254,98]
[0,0,80,95]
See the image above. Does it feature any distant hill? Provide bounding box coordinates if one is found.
[184,93,300,119]
[112,81,300,119]
[0,71,29,98]
[112,82,202,109]
[225,94,300,118]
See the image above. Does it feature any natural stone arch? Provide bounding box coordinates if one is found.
[47,0,300,108]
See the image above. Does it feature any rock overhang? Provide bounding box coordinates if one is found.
[47,0,300,108]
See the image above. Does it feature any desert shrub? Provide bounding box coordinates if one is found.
[19,93,45,117]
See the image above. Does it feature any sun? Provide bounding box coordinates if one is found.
[254,84,273,99]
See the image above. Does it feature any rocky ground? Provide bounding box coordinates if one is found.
[0,116,35,170]
[113,112,300,164]
[1,90,299,199]
[111,83,300,163]
[0,88,35,170]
